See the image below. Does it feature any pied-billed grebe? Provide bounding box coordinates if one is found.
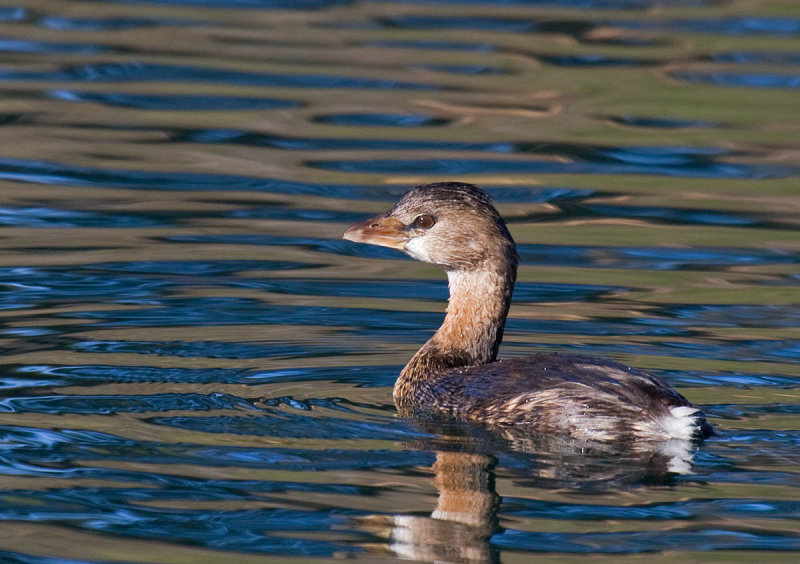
[344,182,711,441]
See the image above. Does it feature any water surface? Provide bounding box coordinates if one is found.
[0,0,799,562]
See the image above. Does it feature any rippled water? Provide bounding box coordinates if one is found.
[1,0,799,562]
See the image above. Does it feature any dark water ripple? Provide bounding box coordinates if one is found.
[653,369,799,388]
[609,115,718,129]
[310,155,796,179]
[11,364,399,387]
[712,429,800,451]
[0,425,432,473]
[103,0,357,8]
[0,157,264,192]
[313,112,451,126]
[0,7,27,21]
[615,17,800,37]
[0,262,296,310]
[710,51,800,65]
[172,127,515,151]
[685,470,800,488]
[516,245,800,270]
[72,339,348,360]
[0,113,29,126]
[541,54,655,67]
[530,339,800,365]
[0,62,439,90]
[0,392,259,415]
[5,365,244,389]
[50,90,303,111]
[413,63,509,75]
[666,304,800,328]
[150,412,425,440]
[0,268,173,310]
[0,38,115,55]
[503,497,800,521]
[381,0,710,8]
[366,39,497,51]
[0,206,167,228]
[0,493,362,557]
[92,260,309,275]
[226,206,378,223]
[673,71,800,89]
[493,527,800,553]
[360,15,539,33]
[39,15,184,31]
[0,157,408,198]
[555,203,762,227]
[709,403,800,420]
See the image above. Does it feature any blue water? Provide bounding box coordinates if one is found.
[0,0,798,561]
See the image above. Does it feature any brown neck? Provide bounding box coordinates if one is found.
[396,261,516,406]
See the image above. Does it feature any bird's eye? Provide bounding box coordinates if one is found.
[412,214,436,229]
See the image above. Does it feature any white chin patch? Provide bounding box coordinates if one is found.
[404,238,434,263]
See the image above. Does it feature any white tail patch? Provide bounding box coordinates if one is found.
[661,405,705,441]
[639,406,707,474]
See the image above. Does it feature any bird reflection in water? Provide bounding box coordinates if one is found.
[353,421,702,563]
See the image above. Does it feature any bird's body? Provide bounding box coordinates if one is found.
[343,182,711,441]
[400,354,707,441]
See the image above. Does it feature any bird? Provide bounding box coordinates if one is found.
[343,182,711,442]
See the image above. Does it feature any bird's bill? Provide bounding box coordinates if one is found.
[342,216,407,251]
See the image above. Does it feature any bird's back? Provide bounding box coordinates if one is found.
[408,353,711,441]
